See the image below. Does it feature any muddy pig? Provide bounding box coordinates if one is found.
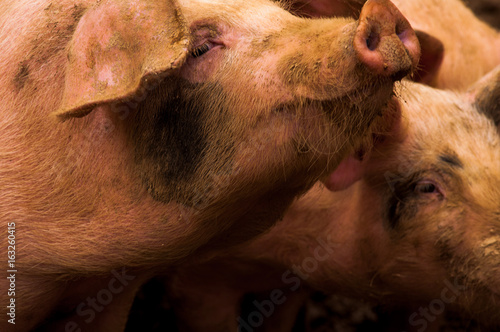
[282,0,500,91]
[167,67,500,331]
[0,0,421,330]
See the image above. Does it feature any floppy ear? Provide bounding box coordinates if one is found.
[52,0,189,121]
[411,30,444,86]
[467,65,500,128]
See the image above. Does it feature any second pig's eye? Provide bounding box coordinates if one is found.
[413,179,444,198]
[191,43,212,58]
[414,181,437,194]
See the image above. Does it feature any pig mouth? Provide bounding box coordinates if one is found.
[319,77,397,122]
[321,95,401,192]
[270,78,399,193]
[274,78,396,125]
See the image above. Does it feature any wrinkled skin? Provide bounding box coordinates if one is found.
[0,0,420,330]
[167,69,500,331]
[285,0,500,91]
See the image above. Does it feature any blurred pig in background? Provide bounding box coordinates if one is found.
[167,66,500,332]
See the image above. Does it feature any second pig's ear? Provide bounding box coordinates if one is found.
[52,0,189,121]
[468,65,500,128]
[411,31,444,86]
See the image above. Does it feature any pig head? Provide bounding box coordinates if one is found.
[282,69,500,324]
[0,0,419,330]
[343,69,500,323]
[167,68,500,331]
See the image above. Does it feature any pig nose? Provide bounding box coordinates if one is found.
[354,0,420,80]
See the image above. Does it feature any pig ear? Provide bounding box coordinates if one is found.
[321,156,363,192]
[52,0,189,121]
[467,65,500,128]
[411,31,444,85]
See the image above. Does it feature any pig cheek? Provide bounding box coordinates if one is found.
[202,57,303,158]
[451,211,500,290]
[372,209,452,296]
[388,198,441,234]
[125,78,238,207]
[224,50,295,108]
[474,235,500,293]
[390,203,461,268]
[179,51,222,84]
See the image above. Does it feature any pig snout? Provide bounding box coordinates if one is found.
[354,0,420,80]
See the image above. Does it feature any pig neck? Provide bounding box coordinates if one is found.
[240,183,367,272]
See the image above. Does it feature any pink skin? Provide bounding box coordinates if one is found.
[322,155,363,191]
[0,0,419,331]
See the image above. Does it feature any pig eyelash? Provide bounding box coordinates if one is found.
[191,42,213,58]
[388,175,443,206]
[413,174,446,200]
[414,180,440,195]
[413,177,446,200]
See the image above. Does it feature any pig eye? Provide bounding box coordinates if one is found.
[191,42,212,58]
[414,180,442,196]
[415,182,436,193]
[386,178,444,229]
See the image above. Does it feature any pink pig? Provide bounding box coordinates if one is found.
[167,67,500,331]
[0,0,419,330]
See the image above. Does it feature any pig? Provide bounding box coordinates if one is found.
[166,67,500,331]
[0,0,420,331]
[282,0,500,91]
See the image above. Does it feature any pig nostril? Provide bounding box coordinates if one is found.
[355,0,420,77]
[366,31,379,51]
[395,23,403,36]
[396,26,409,44]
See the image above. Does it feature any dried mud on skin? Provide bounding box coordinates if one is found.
[125,2,500,331]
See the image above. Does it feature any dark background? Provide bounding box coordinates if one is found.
[465,0,500,29]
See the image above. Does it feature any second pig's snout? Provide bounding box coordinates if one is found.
[354,0,421,80]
